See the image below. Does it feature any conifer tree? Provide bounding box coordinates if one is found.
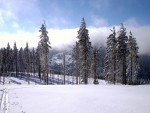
[92,46,99,84]
[116,24,128,84]
[127,31,139,84]
[18,47,25,73]
[0,49,2,82]
[6,43,11,73]
[76,18,92,84]
[63,53,66,84]
[32,48,36,76]
[104,27,117,84]
[72,42,80,84]
[38,22,51,85]
[24,42,30,84]
[13,42,18,77]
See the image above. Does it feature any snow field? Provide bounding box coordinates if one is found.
[2,85,150,113]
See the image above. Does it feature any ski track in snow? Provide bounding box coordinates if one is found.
[0,88,9,113]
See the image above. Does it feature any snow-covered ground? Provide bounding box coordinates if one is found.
[0,75,150,113]
[0,85,150,113]
[0,74,105,85]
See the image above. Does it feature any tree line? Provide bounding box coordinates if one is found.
[72,18,139,85]
[0,18,140,85]
[0,42,42,83]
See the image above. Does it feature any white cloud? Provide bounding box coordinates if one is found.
[0,0,40,30]
[48,28,78,48]
[125,25,150,55]
[0,28,78,49]
[89,27,109,47]
[0,9,17,27]
[0,17,149,55]
[0,31,39,48]
[0,25,150,55]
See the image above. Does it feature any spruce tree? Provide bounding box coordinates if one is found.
[116,24,128,84]
[76,18,92,84]
[18,47,25,73]
[35,47,41,80]
[6,43,11,73]
[127,31,139,84]
[13,42,18,77]
[104,27,117,84]
[72,42,80,84]
[38,22,51,85]
[32,48,36,76]
[92,46,99,84]
[24,42,30,84]
[63,53,66,84]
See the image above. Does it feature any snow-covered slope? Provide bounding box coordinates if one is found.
[1,85,150,113]
[51,52,72,65]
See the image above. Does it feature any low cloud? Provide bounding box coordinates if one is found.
[89,24,150,55]
[0,31,39,48]
[48,28,78,48]
[0,22,150,55]
[125,25,150,55]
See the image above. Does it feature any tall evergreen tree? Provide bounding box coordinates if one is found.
[76,18,92,84]
[38,22,51,85]
[63,53,66,84]
[9,48,14,72]
[1,48,7,84]
[24,42,30,84]
[13,42,18,77]
[104,27,117,84]
[32,48,36,76]
[116,24,128,84]
[0,49,2,82]
[35,47,41,79]
[18,47,25,73]
[92,46,99,84]
[6,43,11,73]
[72,42,80,84]
[127,31,139,84]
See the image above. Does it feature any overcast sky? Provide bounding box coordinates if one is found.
[0,0,150,54]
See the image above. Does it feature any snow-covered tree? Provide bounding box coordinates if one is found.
[24,42,30,84]
[63,52,66,84]
[76,18,92,84]
[127,31,139,84]
[104,27,117,84]
[35,47,41,80]
[116,24,128,84]
[91,46,99,84]
[0,48,7,84]
[6,43,11,73]
[18,47,25,73]
[13,42,18,77]
[31,48,36,76]
[72,42,80,84]
[38,22,51,85]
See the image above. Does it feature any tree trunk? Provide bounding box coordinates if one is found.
[63,53,66,85]
[129,53,133,85]
[113,56,116,84]
[122,56,126,85]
